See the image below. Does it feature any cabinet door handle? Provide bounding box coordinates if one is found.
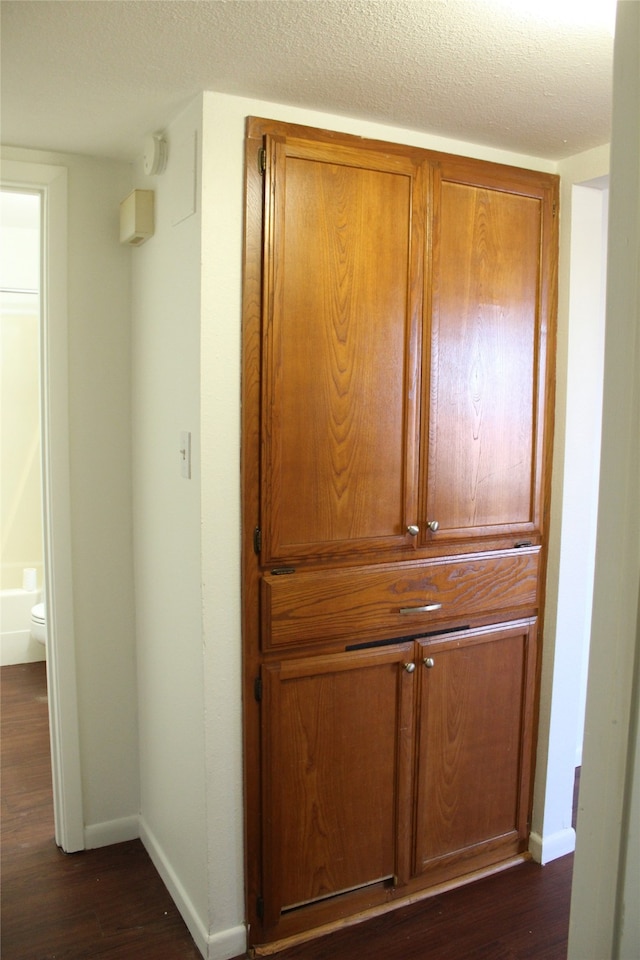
[406,524,419,536]
[404,662,416,673]
[426,520,439,532]
[424,657,435,669]
[399,603,442,614]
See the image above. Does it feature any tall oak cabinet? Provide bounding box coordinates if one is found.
[241,117,558,952]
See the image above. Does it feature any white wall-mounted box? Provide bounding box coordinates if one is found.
[120,189,154,246]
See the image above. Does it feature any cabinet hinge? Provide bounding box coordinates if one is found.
[552,201,557,217]
[258,147,266,175]
[254,676,263,702]
[256,895,264,920]
[253,526,262,554]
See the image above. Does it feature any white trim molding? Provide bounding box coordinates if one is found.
[529,826,576,866]
[84,815,140,850]
[1,155,84,853]
[139,817,247,960]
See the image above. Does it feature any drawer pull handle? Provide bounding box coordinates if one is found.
[399,603,442,614]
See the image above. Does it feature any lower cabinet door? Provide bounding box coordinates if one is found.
[414,620,538,877]
[260,643,416,929]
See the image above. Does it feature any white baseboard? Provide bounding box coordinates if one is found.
[139,817,247,960]
[206,924,248,960]
[84,815,140,849]
[139,817,210,959]
[529,826,576,865]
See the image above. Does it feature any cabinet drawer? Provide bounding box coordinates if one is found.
[262,550,540,649]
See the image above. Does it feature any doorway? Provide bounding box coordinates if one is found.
[1,159,84,852]
[1,189,44,647]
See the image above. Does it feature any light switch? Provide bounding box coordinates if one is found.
[179,431,191,479]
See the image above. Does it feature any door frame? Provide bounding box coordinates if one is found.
[2,158,84,852]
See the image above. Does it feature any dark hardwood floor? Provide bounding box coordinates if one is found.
[274,856,573,960]
[1,662,201,960]
[1,662,575,960]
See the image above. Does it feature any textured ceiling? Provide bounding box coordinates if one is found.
[0,0,614,162]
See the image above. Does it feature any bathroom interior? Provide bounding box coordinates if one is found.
[0,188,47,664]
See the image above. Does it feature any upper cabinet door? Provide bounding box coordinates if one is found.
[422,159,557,548]
[260,133,427,565]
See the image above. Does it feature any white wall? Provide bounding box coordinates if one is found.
[130,98,209,953]
[531,144,610,864]
[65,153,138,840]
[567,180,608,755]
[568,1,640,956]
[0,145,138,841]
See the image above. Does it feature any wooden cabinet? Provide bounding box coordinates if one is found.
[261,550,540,650]
[242,117,558,949]
[414,621,538,879]
[260,133,426,564]
[424,158,554,547]
[260,643,415,930]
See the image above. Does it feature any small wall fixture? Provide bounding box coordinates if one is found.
[119,189,154,246]
[143,133,168,176]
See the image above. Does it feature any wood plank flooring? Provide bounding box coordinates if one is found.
[1,662,202,960]
[273,855,574,960]
[1,662,575,960]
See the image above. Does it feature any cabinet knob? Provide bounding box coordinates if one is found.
[424,657,435,669]
[406,524,419,536]
[404,662,416,673]
[426,520,439,532]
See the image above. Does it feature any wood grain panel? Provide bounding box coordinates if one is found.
[414,621,538,874]
[261,135,426,563]
[261,644,415,927]
[425,163,551,544]
[242,129,271,936]
[262,550,539,649]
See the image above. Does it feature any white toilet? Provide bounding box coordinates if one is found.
[30,602,47,648]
